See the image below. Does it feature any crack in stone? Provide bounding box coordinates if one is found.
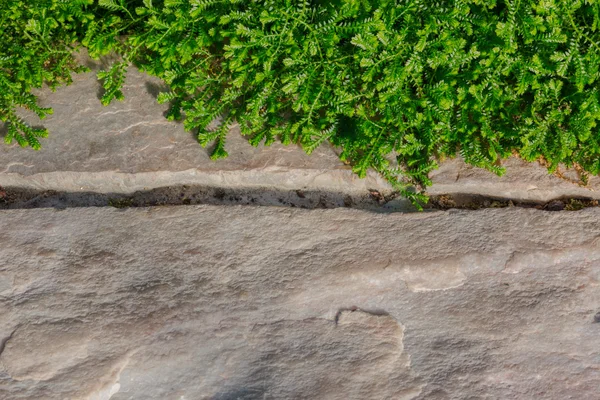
[334,306,391,325]
[1,181,600,213]
[109,120,173,135]
[0,162,35,175]
[0,327,19,358]
[96,109,135,117]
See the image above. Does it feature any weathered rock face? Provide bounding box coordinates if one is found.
[0,206,598,399]
[428,156,598,202]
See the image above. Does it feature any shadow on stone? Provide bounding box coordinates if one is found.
[212,387,267,400]
[76,51,122,72]
[144,81,170,100]
[95,83,106,103]
[0,122,49,147]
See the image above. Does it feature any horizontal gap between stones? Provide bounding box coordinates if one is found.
[0,185,413,212]
[0,185,598,212]
[428,194,599,211]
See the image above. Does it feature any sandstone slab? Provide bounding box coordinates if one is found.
[1,52,599,203]
[429,157,600,202]
[0,206,599,399]
[0,52,387,199]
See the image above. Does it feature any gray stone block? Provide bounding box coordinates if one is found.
[0,206,599,398]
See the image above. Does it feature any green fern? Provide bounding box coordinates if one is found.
[0,0,94,148]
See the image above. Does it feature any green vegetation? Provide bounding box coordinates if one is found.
[3,1,600,205]
[0,0,93,149]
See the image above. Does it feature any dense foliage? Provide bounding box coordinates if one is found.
[0,0,94,149]
[3,1,600,204]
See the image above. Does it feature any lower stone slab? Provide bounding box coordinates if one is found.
[0,206,598,399]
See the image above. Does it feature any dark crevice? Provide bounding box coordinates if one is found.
[0,327,19,357]
[0,185,415,212]
[334,306,392,325]
[428,194,599,212]
[0,185,598,212]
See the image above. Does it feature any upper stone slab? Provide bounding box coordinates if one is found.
[1,51,598,202]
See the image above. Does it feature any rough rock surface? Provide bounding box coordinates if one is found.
[429,157,600,202]
[0,205,599,399]
[1,52,599,202]
[0,52,387,197]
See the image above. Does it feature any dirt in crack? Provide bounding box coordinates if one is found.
[0,185,598,212]
[0,185,413,212]
[427,194,599,212]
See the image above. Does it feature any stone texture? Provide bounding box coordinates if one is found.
[0,51,388,197]
[1,51,599,202]
[429,157,600,202]
[0,205,599,399]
